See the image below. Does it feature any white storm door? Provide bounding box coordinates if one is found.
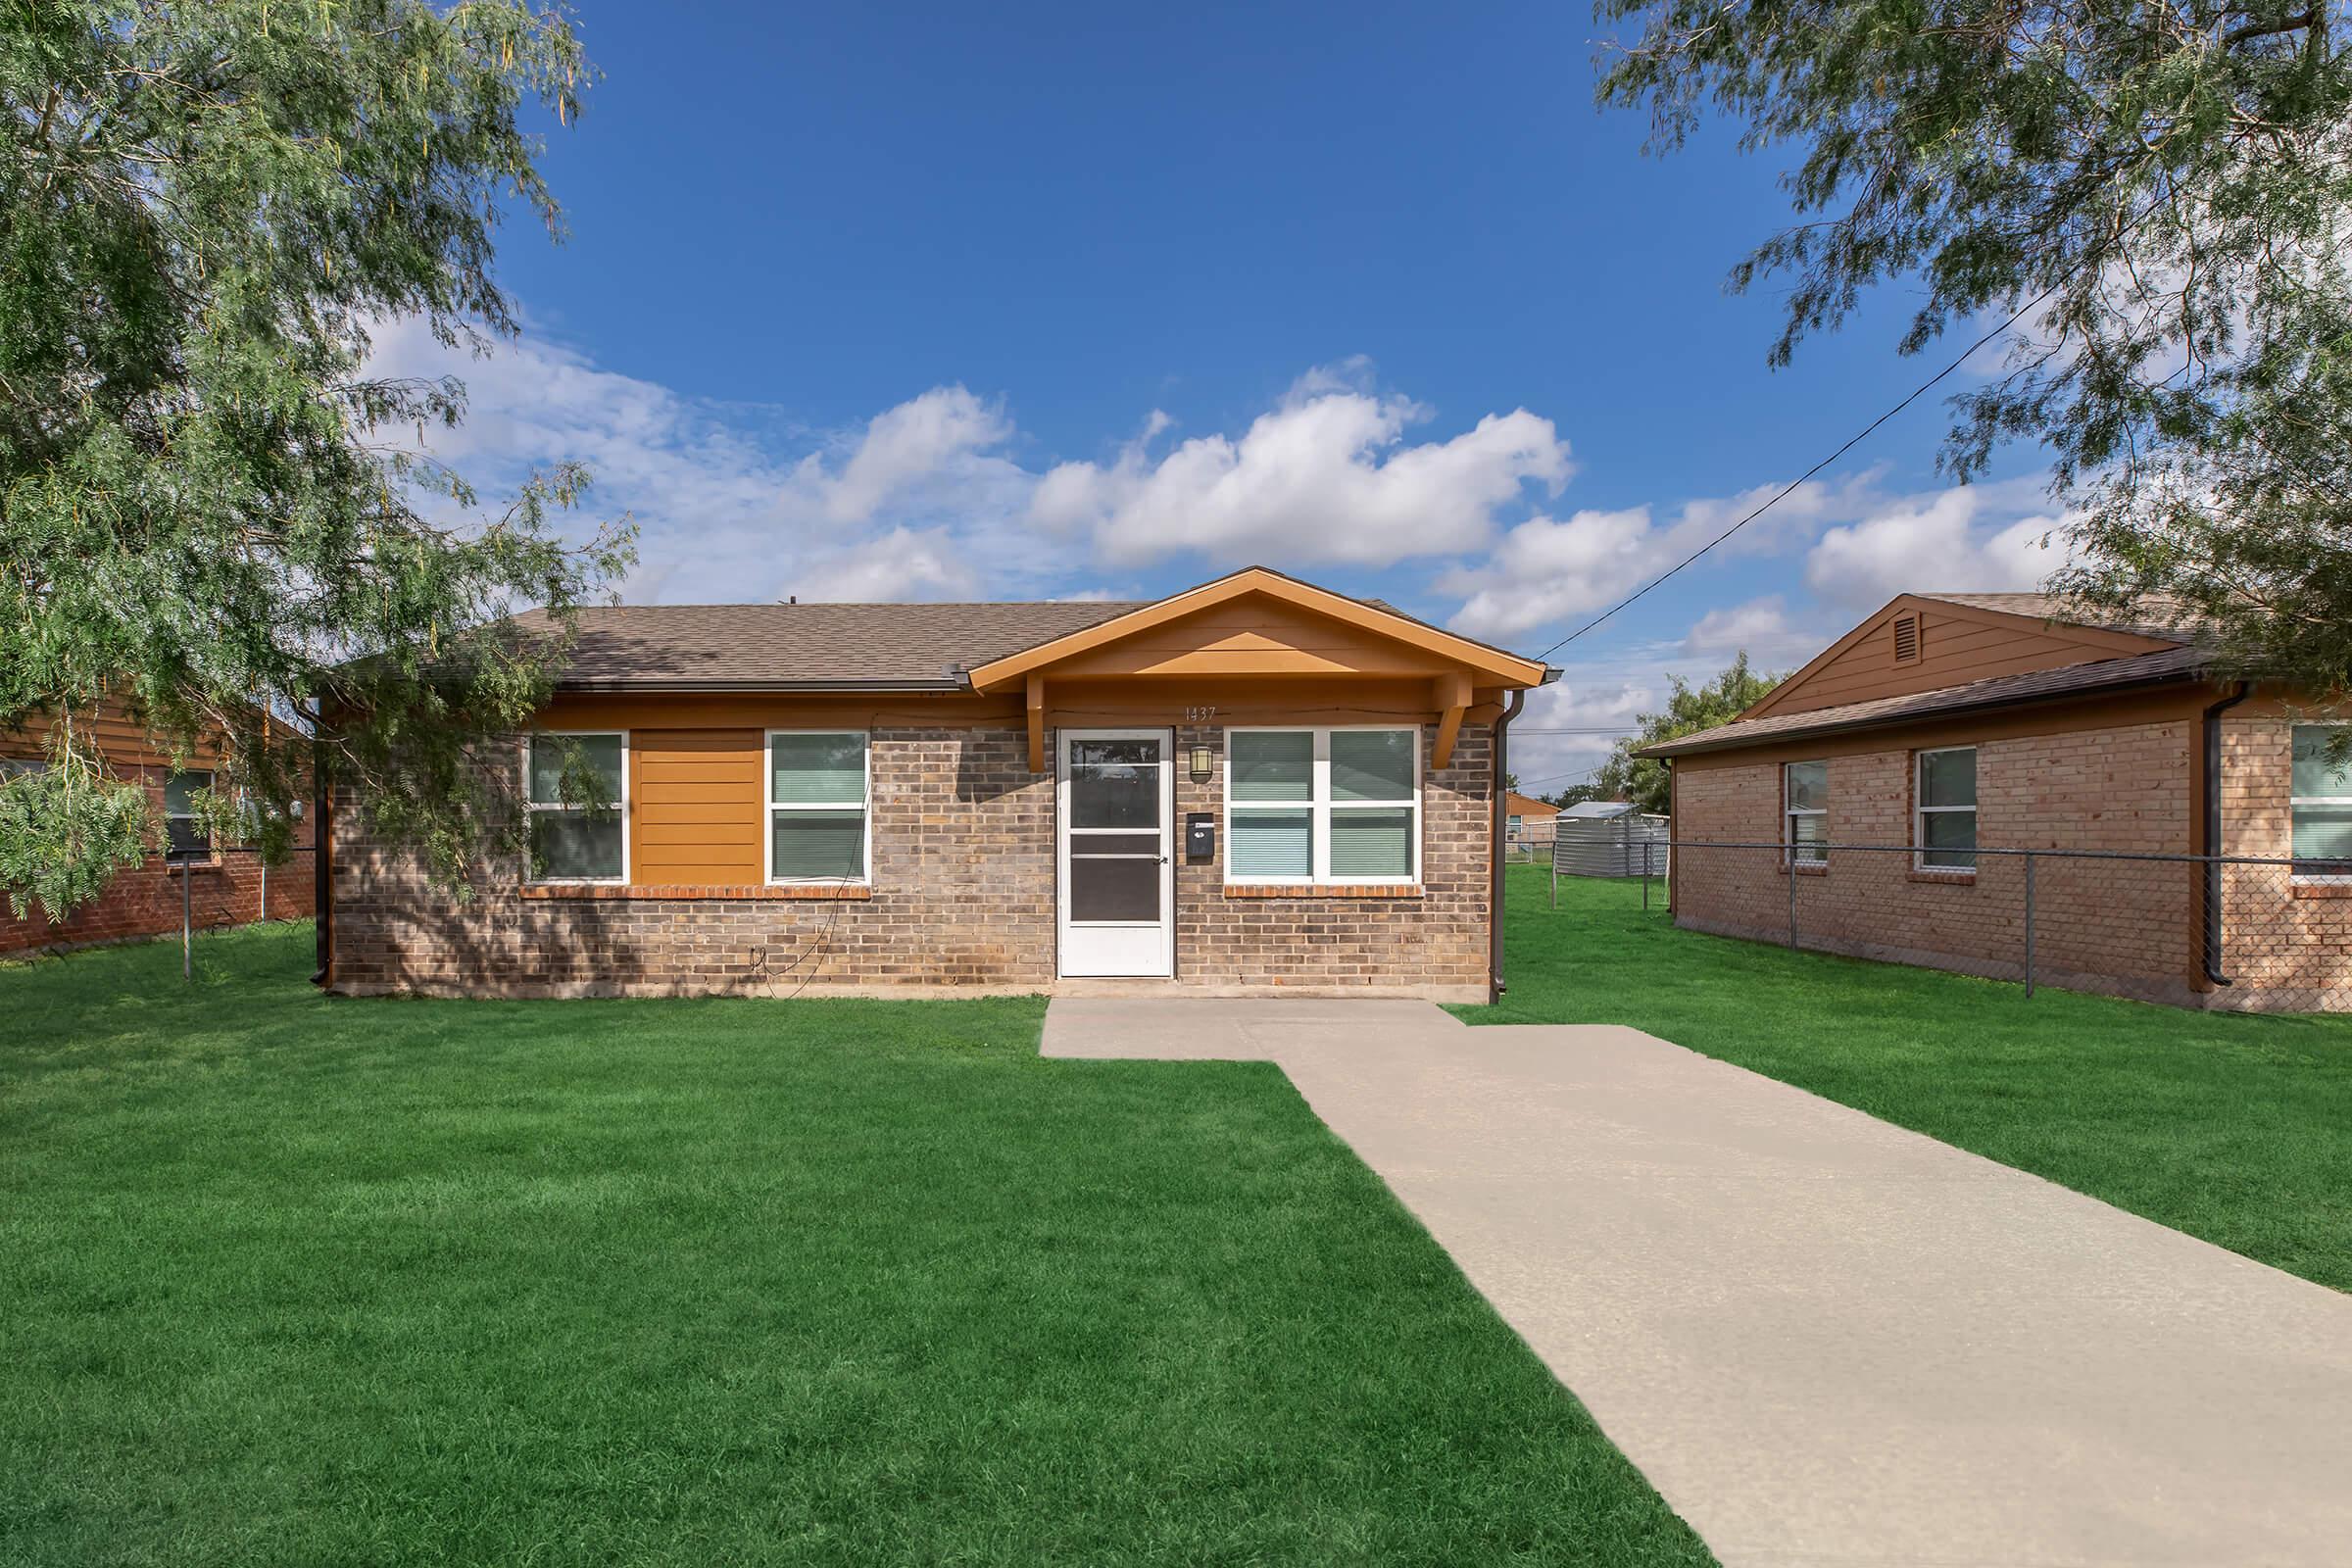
[1056,729,1175,977]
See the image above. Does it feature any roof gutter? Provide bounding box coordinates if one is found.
[1491,685,1528,1004]
[2200,680,2252,987]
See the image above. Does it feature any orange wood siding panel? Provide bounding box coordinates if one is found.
[630,729,763,885]
[1038,599,1460,680]
[3,700,228,770]
[1756,608,2178,718]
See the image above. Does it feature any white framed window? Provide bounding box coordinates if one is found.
[1507,813,1525,840]
[525,731,628,883]
[0,757,45,779]
[766,731,869,884]
[164,769,214,862]
[2290,724,2352,879]
[1224,726,1419,885]
[1784,760,1828,866]
[1914,746,1978,870]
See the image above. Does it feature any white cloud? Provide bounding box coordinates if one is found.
[368,327,1590,605]
[785,526,985,603]
[365,318,1040,603]
[809,387,1014,527]
[1442,473,1880,643]
[1804,483,2075,609]
[1032,366,1573,568]
[1677,594,1829,665]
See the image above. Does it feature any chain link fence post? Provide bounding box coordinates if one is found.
[2023,851,2035,999]
[180,867,193,982]
[1787,852,1798,952]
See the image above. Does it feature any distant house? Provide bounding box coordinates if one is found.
[322,568,1559,1003]
[1550,800,1670,878]
[1503,790,1560,846]
[1,701,314,957]
[1639,592,2349,1011]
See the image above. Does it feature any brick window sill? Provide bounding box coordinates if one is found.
[1223,884,1424,900]
[2290,881,2352,900]
[522,883,873,902]
[1789,862,1829,877]
[1907,868,1977,886]
[166,859,223,876]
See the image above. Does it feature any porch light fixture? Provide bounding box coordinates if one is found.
[1189,744,1214,783]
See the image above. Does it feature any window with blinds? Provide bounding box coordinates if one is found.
[1225,727,1419,884]
[767,731,869,883]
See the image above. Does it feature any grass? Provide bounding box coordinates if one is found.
[0,922,1710,1568]
[1465,868,2352,1293]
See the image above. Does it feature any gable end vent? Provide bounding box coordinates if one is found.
[1892,613,1921,663]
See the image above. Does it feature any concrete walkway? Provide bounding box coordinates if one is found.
[1041,998,2352,1568]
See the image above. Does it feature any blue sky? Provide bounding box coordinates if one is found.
[389,0,2077,790]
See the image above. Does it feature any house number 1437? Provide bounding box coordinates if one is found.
[1184,706,1218,721]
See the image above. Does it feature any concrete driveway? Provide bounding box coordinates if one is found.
[1042,998,2352,1568]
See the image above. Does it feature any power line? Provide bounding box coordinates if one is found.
[1532,284,2063,662]
[1512,763,1612,790]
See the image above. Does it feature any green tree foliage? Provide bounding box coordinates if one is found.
[1596,0,2352,695]
[1593,653,1781,815]
[0,0,633,917]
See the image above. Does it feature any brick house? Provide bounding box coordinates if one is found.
[1503,790,1561,847]
[321,568,1557,1002]
[1,701,315,957]
[1642,593,2350,1010]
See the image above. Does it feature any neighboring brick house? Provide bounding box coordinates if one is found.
[1503,790,1560,847]
[323,568,1555,1002]
[1,702,315,957]
[1642,593,2349,1011]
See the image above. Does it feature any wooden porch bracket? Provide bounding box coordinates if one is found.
[1027,673,1047,773]
[1431,670,1472,770]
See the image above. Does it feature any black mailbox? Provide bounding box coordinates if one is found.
[1185,812,1215,861]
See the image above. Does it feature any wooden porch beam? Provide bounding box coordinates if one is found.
[1431,670,1472,770]
[1027,673,1047,773]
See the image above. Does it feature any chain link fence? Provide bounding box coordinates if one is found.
[1,843,318,981]
[1551,837,2352,1012]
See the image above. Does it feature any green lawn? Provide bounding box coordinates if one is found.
[1467,868,2352,1293]
[1,923,1709,1568]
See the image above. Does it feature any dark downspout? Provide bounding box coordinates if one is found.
[310,736,332,989]
[2201,681,2251,987]
[1490,687,1526,1004]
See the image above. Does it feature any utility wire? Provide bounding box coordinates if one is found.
[1534,282,2063,662]
[1534,143,2274,665]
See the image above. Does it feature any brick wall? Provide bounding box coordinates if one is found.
[329,721,1496,1001]
[331,726,1054,997]
[1671,719,2207,1005]
[1168,722,1491,1000]
[2216,714,2352,1010]
[0,769,316,959]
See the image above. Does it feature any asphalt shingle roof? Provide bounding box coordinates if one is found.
[508,601,1152,690]
[1637,645,2213,759]
[1916,592,2200,644]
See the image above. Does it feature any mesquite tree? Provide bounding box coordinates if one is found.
[1597,1,2352,694]
[0,0,633,918]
